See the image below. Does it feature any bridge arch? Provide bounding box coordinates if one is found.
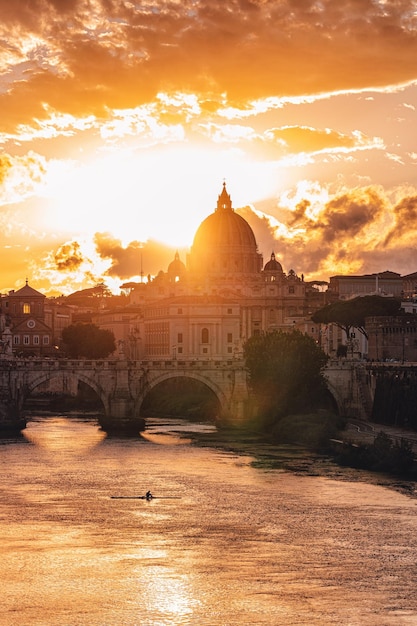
[21,370,109,414]
[324,378,344,416]
[137,370,227,418]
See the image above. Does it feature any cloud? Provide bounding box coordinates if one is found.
[0,152,47,204]
[239,183,417,280]
[94,233,188,280]
[384,195,417,246]
[1,0,417,135]
[0,154,12,184]
[54,240,85,271]
[309,188,386,243]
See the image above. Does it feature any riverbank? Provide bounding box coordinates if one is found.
[191,423,417,499]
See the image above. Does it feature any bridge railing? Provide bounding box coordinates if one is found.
[0,357,247,371]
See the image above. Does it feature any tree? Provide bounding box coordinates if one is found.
[61,323,116,358]
[243,329,329,424]
[312,295,401,340]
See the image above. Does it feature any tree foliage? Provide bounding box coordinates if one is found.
[311,296,401,339]
[61,323,116,358]
[243,329,329,424]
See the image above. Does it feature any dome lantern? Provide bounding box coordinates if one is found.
[216,181,232,211]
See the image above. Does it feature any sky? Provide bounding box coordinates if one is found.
[1,0,417,296]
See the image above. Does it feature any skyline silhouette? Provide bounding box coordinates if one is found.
[1,1,416,295]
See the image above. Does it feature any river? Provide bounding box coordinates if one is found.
[1,415,417,626]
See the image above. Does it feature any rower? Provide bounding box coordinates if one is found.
[145,490,153,500]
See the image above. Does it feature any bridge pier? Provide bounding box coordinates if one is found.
[99,362,145,434]
[0,399,26,434]
[99,395,145,435]
[220,368,250,425]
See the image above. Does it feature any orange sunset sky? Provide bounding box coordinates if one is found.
[1,0,417,296]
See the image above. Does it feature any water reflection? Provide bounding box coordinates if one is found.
[23,416,106,453]
[1,415,417,625]
[140,417,215,445]
[135,564,199,623]
[141,432,192,445]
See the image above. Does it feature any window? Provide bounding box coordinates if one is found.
[43,336,49,345]
[203,347,208,353]
[227,346,233,353]
[178,347,183,354]
[289,286,295,294]
[23,303,31,314]
[201,328,209,344]
[177,333,183,343]
[33,335,40,345]
[13,336,19,345]
[23,335,30,345]
[177,308,183,314]
[227,333,233,343]
[227,308,232,314]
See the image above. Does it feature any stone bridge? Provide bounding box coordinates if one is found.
[0,357,248,433]
[0,357,415,434]
[324,360,417,422]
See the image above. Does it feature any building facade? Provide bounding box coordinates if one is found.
[366,315,417,362]
[106,183,324,360]
[328,271,403,301]
[0,282,53,357]
[0,281,74,357]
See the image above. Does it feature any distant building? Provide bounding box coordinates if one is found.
[0,281,53,357]
[401,272,417,300]
[366,315,417,362]
[328,271,403,300]
[0,281,75,357]
[93,306,142,359]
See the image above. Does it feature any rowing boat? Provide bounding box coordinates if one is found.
[110,495,181,500]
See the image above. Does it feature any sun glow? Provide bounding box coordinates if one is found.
[41,147,282,248]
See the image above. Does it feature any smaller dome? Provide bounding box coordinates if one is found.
[167,251,186,279]
[264,252,283,273]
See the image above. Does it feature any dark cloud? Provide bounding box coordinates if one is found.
[289,199,311,225]
[238,187,405,278]
[312,188,385,242]
[54,241,85,271]
[94,233,188,279]
[384,195,417,245]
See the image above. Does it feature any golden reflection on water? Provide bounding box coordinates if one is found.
[140,432,192,445]
[23,417,106,453]
[2,416,417,625]
[134,563,199,622]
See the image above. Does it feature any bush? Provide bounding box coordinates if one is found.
[336,431,415,476]
[270,411,344,450]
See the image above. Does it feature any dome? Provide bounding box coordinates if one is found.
[167,251,186,281]
[189,183,263,276]
[264,253,283,273]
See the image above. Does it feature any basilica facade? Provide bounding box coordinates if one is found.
[113,183,323,361]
